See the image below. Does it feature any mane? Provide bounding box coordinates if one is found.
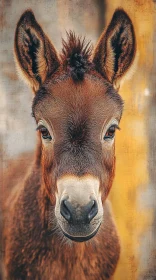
[60,31,93,81]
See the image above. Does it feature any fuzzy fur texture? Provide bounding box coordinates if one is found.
[61,32,93,81]
[2,8,136,280]
[3,155,120,280]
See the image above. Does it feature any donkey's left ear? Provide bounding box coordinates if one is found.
[14,10,60,93]
[93,9,136,89]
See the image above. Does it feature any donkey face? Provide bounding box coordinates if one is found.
[15,9,136,242]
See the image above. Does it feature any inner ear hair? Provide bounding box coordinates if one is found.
[93,8,136,88]
[14,10,60,93]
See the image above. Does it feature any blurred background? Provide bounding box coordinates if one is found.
[0,0,155,279]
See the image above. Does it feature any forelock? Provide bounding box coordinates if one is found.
[60,31,93,82]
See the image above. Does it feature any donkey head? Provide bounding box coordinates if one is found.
[15,9,136,242]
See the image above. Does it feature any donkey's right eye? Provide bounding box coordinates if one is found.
[37,126,52,140]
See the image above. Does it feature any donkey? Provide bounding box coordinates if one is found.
[3,8,136,280]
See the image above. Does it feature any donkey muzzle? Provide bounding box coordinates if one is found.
[55,175,103,242]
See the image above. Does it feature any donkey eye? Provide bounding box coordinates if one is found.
[104,125,119,141]
[37,125,52,140]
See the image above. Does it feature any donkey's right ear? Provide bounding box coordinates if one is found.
[14,10,60,93]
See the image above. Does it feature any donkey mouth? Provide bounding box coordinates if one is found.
[62,224,100,242]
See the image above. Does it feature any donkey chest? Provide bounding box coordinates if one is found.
[39,242,114,280]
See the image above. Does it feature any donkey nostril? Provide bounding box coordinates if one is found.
[60,199,98,224]
[60,199,71,222]
[88,200,98,222]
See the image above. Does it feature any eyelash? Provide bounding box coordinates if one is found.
[103,124,120,141]
[36,125,52,140]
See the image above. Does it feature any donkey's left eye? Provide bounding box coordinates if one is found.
[37,126,52,140]
[104,125,119,141]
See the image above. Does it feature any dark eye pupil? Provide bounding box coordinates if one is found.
[108,127,115,136]
[104,126,116,140]
[40,127,52,140]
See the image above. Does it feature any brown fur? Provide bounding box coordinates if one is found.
[2,8,136,280]
[3,155,120,280]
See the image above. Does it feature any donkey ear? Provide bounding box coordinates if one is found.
[14,10,60,92]
[93,9,136,89]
